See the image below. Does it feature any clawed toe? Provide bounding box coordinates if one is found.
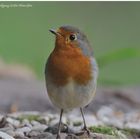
[82,126,90,136]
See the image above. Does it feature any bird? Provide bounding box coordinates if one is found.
[45,25,98,138]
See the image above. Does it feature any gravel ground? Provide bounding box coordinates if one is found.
[0,107,140,139]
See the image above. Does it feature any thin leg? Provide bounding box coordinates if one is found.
[56,109,63,139]
[80,107,90,136]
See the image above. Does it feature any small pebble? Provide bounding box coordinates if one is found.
[0,116,6,128]
[97,106,124,128]
[16,126,31,134]
[0,127,14,132]
[115,130,127,139]
[31,124,47,131]
[68,125,82,134]
[28,130,53,139]
[5,123,15,129]
[125,122,140,130]
[45,123,68,134]
[68,115,83,127]
[40,116,49,124]
[66,133,78,139]
[59,132,67,139]
[21,119,32,128]
[28,130,41,138]
[6,117,20,128]
[84,114,103,127]
[5,129,15,137]
[0,131,14,139]
[0,115,4,120]
[31,120,41,126]
[49,119,59,126]
[14,130,25,138]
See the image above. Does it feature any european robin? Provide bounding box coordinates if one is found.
[45,25,98,138]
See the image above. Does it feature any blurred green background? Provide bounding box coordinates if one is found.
[0,2,140,86]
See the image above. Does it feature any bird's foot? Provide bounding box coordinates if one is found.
[56,133,61,139]
[82,126,90,136]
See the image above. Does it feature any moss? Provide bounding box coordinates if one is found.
[89,126,118,136]
[89,126,140,138]
[18,114,41,122]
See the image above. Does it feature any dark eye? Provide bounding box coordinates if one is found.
[69,34,77,41]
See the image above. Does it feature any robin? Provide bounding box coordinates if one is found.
[45,25,98,138]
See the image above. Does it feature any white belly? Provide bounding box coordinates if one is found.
[47,79,96,110]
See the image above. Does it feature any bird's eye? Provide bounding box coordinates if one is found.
[69,34,77,41]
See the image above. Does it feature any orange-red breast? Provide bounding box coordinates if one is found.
[45,25,98,138]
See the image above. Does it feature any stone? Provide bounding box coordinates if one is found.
[4,123,15,129]
[49,115,67,126]
[125,111,140,122]
[0,115,4,121]
[124,111,140,130]
[68,125,82,134]
[31,120,41,126]
[90,132,117,139]
[21,119,32,128]
[97,106,124,128]
[0,126,14,132]
[67,115,83,127]
[4,129,15,137]
[40,116,49,124]
[115,130,127,139]
[125,122,140,130]
[6,117,20,128]
[0,117,6,128]
[16,126,31,135]
[45,123,68,134]
[14,130,25,138]
[66,133,78,139]
[58,132,67,139]
[76,131,91,139]
[0,131,14,139]
[84,114,103,127]
[28,130,53,139]
[28,130,42,138]
[31,124,47,131]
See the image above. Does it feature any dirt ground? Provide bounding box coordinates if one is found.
[0,78,140,114]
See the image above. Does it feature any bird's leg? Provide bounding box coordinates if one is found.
[80,107,90,136]
[56,109,63,139]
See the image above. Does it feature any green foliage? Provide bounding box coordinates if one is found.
[97,47,140,85]
[98,48,140,68]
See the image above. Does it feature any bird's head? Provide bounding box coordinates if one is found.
[49,25,93,57]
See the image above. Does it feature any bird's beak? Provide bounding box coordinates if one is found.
[49,29,61,36]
